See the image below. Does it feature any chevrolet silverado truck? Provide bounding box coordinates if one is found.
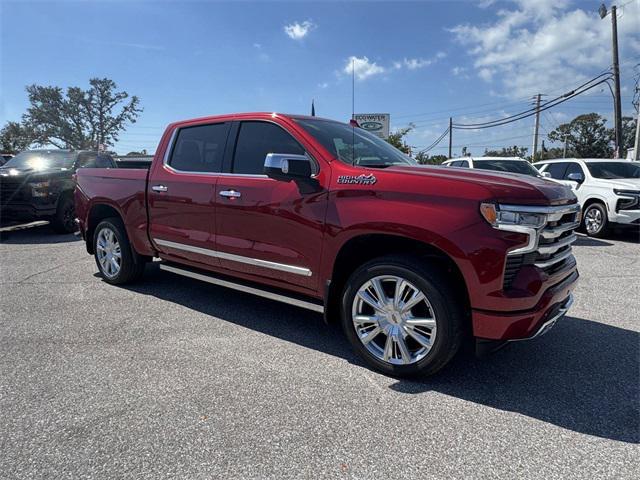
[75,113,580,377]
[0,149,116,232]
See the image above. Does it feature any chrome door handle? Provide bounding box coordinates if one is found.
[219,190,241,198]
[152,185,168,192]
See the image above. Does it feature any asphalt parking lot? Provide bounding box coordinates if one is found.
[0,225,638,479]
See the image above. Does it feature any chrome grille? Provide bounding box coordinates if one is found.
[502,203,580,290]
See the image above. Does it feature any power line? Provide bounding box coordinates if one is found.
[453,75,613,130]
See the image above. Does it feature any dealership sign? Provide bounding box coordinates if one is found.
[354,113,390,139]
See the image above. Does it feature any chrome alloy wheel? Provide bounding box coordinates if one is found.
[351,275,437,365]
[96,227,122,278]
[584,206,603,234]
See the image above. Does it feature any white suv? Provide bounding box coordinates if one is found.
[534,159,640,237]
[442,156,546,178]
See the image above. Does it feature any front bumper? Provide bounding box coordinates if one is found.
[610,209,640,225]
[0,203,57,220]
[472,270,578,341]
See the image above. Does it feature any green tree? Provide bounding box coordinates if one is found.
[547,113,612,158]
[484,145,528,158]
[386,124,413,154]
[619,116,637,155]
[414,152,448,165]
[23,78,142,150]
[0,121,35,153]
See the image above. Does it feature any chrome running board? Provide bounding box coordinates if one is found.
[159,263,324,313]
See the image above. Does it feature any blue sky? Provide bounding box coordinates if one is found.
[1,0,639,156]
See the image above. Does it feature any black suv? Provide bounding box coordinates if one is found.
[0,150,116,233]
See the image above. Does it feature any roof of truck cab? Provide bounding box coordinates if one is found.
[167,112,338,128]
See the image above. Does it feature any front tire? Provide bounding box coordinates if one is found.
[93,217,145,284]
[50,194,76,233]
[340,255,465,378]
[582,202,608,237]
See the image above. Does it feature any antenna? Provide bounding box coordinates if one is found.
[351,58,355,119]
[351,58,355,165]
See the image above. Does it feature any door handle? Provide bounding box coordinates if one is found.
[219,190,241,198]
[152,185,168,192]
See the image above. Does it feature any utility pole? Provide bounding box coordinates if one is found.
[634,76,639,160]
[563,134,569,158]
[634,109,639,160]
[601,4,623,158]
[448,117,452,158]
[532,93,541,161]
[611,5,623,158]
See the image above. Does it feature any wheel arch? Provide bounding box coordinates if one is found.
[324,233,471,331]
[85,203,124,254]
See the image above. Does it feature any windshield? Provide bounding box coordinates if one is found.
[585,162,640,179]
[473,159,541,177]
[294,118,416,167]
[2,151,77,170]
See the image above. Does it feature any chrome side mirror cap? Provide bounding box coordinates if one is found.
[264,153,313,180]
[566,172,584,183]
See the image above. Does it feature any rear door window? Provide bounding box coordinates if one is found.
[169,123,229,173]
[232,121,305,175]
[76,152,97,168]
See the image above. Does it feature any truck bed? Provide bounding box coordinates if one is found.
[75,167,152,255]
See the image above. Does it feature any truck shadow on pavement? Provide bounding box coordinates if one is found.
[0,223,80,244]
[123,263,639,445]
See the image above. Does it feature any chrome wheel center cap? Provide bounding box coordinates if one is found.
[386,308,403,325]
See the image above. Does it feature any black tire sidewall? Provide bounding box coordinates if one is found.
[51,194,76,233]
[583,203,608,237]
[340,257,461,377]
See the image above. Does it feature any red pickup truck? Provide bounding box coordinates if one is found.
[75,113,580,377]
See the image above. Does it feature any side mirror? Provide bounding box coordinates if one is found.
[541,171,551,178]
[264,153,313,180]
[566,172,584,183]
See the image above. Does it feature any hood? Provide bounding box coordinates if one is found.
[594,178,640,190]
[0,166,73,179]
[387,164,577,206]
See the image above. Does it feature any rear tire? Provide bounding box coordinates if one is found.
[50,194,76,233]
[340,255,465,378]
[93,217,145,284]
[582,202,608,237]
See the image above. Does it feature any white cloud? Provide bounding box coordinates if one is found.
[343,56,385,80]
[401,58,433,70]
[284,20,315,40]
[318,82,329,89]
[449,0,640,98]
[452,66,467,76]
[392,52,445,71]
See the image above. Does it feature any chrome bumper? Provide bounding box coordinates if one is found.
[510,293,574,342]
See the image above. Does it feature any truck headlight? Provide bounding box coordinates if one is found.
[480,202,548,255]
[613,189,640,211]
[480,203,546,228]
[29,180,50,197]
